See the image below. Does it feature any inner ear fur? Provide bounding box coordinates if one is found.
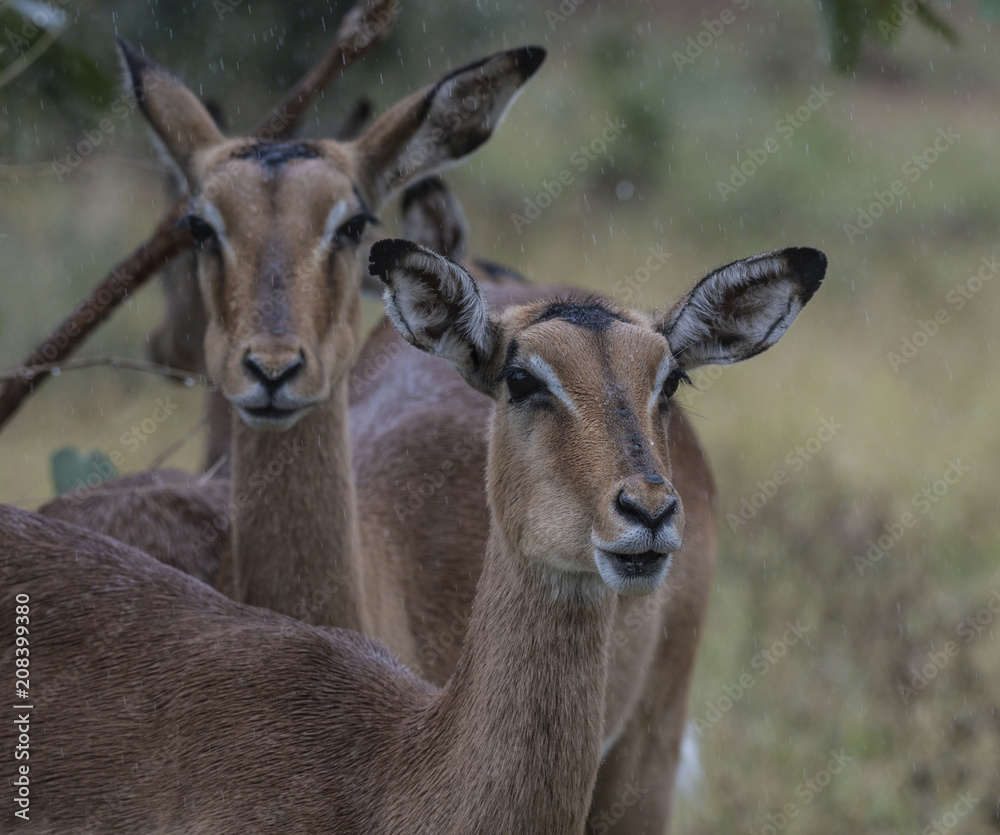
[369,239,497,393]
[658,247,827,369]
[351,46,545,208]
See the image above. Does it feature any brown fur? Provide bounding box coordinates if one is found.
[38,469,229,583]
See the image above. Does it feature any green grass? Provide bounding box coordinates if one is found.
[2,1,999,831]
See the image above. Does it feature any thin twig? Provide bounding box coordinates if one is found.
[147,413,212,470]
[0,355,216,389]
[198,453,230,485]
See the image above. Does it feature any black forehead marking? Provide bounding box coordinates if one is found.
[231,142,321,169]
[500,338,520,377]
[532,300,629,332]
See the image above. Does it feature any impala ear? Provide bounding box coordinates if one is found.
[117,38,226,180]
[352,46,545,207]
[401,176,469,263]
[657,247,826,370]
[368,239,496,393]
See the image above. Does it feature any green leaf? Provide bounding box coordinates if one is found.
[50,447,118,495]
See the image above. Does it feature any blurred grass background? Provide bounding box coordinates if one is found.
[1,0,998,831]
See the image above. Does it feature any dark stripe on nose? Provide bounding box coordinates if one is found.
[610,389,660,475]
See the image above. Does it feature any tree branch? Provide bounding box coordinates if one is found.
[255,0,398,138]
[0,0,398,431]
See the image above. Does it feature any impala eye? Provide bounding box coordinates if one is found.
[334,211,378,247]
[183,214,217,246]
[506,368,544,402]
[661,368,690,400]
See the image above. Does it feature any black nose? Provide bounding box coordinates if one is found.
[616,489,678,531]
[243,350,306,390]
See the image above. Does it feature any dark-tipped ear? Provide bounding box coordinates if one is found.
[353,46,545,207]
[117,38,226,180]
[657,247,826,370]
[401,176,469,262]
[369,239,496,392]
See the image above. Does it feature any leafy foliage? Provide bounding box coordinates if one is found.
[817,0,959,72]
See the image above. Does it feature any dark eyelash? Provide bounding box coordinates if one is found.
[661,368,692,399]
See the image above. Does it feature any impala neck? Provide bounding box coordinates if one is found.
[230,379,364,631]
[425,528,616,834]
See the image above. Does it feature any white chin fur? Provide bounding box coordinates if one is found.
[594,549,673,597]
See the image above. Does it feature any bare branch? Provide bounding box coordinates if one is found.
[0,0,398,431]
[0,201,191,426]
[255,0,398,139]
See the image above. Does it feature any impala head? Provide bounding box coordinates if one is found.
[370,240,826,596]
[120,39,544,430]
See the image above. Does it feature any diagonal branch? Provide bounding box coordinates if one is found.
[255,0,397,138]
[0,0,398,431]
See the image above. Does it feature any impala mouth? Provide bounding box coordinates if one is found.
[594,547,674,597]
[236,402,313,431]
[610,550,667,574]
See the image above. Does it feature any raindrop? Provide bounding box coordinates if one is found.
[616,180,635,201]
